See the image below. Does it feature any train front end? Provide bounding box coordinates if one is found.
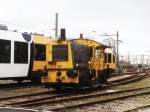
[41,40,81,89]
[41,29,85,89]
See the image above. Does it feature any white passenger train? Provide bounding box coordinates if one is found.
[0,25,50,82]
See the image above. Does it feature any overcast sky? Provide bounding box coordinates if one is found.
[0,0,150,56]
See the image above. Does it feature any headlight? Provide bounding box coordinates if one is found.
[76,63,79,68]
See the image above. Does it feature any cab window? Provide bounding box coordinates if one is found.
[95,49,101,59]
[104,53,107,63]
[0,39,11,63]
[89,47,93,57]
[108,53,112,63]
[113,55,116,63]
[34,44,46,61]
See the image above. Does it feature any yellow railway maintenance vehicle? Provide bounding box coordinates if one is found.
[41,29,117,89]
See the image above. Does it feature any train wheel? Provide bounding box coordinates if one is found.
[30,78,41,84]
[99,71,107,84]
[14,78,25,83]
[79,69,92,87]
[51,83,63,90]
[16,79,23,83]
[54,86,62,90]
[88,79,94,88]
[30,74,41,84]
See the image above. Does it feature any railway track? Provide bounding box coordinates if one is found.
[0,88,80,106]
[43,86,150,111]
[0,81,40,90]
[6,85,150,111]
[0,72,148,111]
[112,70,147,76]
[123,104,150,112]
[1,72,145,96]
[47,88,150,111]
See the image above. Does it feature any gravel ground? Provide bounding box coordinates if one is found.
[140,108,150,112]
[0,107,40,112]
[0,80,49,98]
[112,76,150,90]
[70,94,150,112]
[66,77,150,112]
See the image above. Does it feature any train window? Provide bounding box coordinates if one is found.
[71,44,79,63]
[52,45,68,61]
[95,49,100,59]
[113,55,116,63]
[14,41,28,63]
[34,44,46,61]
[89,47,93,57]
[108,53,111,63]
[104,53,107,63]
[0,39,11,63]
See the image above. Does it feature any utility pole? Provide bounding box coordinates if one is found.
[55,13,58,39]
[127,52,130,65]
[116,31,119,70]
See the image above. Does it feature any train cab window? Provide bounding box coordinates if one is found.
[34,44,46,61]
[14,41,28,63]
[95,49,100,59]
[52,45,68,61]
[89,47,93,57]
[104,53,107,63]
[0,39,11,63]
[108,53,112,63]
[113,55,116,63]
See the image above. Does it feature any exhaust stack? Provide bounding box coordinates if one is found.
[80,33,83,39]
[60,28,66,40]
